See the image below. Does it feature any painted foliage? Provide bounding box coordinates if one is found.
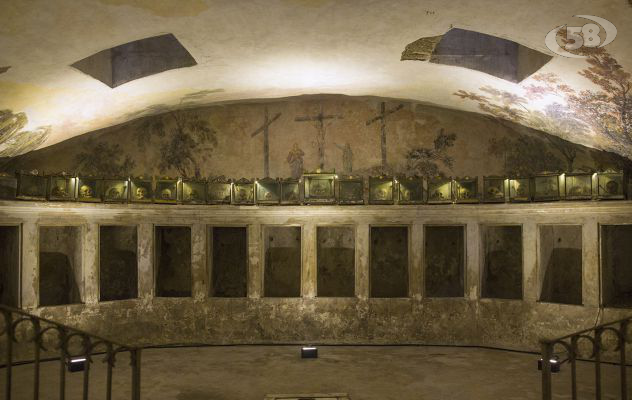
[2,95,628,181]
[455,47,632,159]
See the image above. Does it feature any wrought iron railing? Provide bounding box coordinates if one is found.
[541,316,630,400]
[0,304,141,400]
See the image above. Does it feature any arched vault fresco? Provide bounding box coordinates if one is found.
[0,0,631,159]
[6,95,632,181]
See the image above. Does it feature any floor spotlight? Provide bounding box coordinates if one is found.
[301,346,318,359]
[537,357,560,373]
[68,357,87,372]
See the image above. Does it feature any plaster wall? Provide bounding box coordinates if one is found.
[1,201,631,353]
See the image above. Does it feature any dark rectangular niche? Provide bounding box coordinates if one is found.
[99,226,138,301]
[0,226,20,307]
[210,227,248,297]
[264,226,301,297]
[39,226,83,306]
[155,226,192,297]
[601,225,632,308]
[425,226,465,297]
[539,225,582,305]
[317,226,355,297]
[482,225,523,299]
[370,226,409,298]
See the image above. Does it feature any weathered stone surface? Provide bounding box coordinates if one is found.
[0,200,630,354]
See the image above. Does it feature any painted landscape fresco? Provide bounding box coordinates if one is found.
[2,94,630,180]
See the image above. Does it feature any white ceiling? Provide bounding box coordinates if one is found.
[1,0,631,156]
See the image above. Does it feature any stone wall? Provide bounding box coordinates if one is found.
[0,200,631,353]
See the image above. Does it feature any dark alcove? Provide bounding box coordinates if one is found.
[370,226,409,298]
[0,226,20,307]
[210,226,248,297]
[264,226,301,297]
[39,226,83,306]
[99,226,138,301]
[539,225,582,305]
[482,225,523,299]
[425,226,465,297]
[317,226,355,297]
[601,225,632,308]
[155,226,192,297]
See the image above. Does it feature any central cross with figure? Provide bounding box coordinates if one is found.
[366,102,404,172]
[250,106,282,177]
[295,105,343,169]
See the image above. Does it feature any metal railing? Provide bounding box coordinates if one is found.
[1,304,141,400]
[541,316,630,400]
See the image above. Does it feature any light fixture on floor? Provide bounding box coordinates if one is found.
[68,356,87,372]
[537,356,561,373]
[301,346,318,359]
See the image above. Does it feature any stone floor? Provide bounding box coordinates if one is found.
[4,345,626,399]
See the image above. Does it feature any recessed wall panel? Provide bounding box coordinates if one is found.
[601,225,632,308]
[425,226,465,298]
[99,226,138,301]
[317,226,355,297]
[0,226,20,307]
[482,225,523,299]
[539,225,582,305]
[264,226,301,297]
[211,227,248,297]
[155,226,191,297]
[370,226,409,298]
[39,226,83,306]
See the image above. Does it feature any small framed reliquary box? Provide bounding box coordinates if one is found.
[337,176,364,205]
[256,177,280,205]
[596,171,625,200]
[76,177,102,202]
[483,176,506,203]
[232,178,255,205]
[181,179,206,204]
[281,178,301,205]
[154,178,178,204]
[17,171,47,201]
[48,173,76,201]
[564,173,592,200]
[454,177,478,203]
[0,173,17,200]
[427,177,453,204]
[207,179,232,204]
[397,176,424,204]
[130,177,153,203]
[532,173,560,202]
[508,177,530,202]
[102,178,129,202]
[303,172,336,205]
[369,176,394,205]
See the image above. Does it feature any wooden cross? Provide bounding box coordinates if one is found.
[366,102,404,172]
[295,105,343,169]
[250,106,281,177]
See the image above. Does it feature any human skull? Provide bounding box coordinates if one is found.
[79,185,92,198]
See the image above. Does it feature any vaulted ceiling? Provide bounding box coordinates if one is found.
[1,0,631,158]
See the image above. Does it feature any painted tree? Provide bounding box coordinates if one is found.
[566,47,632,150]
[405,129,456,177]
[487,136,563,176]
[75,141,135,176]
[137,110,217,178]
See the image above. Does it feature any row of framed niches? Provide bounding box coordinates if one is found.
[0,171,627,205]
[1,224,627,309]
